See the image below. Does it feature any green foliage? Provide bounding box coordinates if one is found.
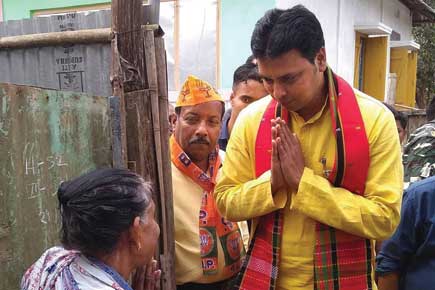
[413,0,435,107]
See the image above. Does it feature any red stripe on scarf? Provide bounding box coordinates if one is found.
[331,75,369,194]
[236,100,286,290]
[315,70,371,290]
[336,75,371,290]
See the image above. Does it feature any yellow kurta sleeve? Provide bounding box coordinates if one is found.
[291,103,403,240]
[215,98,287,222]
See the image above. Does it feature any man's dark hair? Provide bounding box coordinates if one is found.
[383,102,408,129]
[427,96,435,121]
[57,168,152,256]
[251,5,325,63]
[232,62,262,90]
[245,55,256,64]
[397,111,408,130]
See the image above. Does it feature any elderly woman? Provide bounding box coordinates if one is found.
[21,168,161,290]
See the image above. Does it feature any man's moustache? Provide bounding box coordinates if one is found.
[189,138,210,145]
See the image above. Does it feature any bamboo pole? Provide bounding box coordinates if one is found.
[394,103,425,111]
[216,0,221,89]
[0,0,3,22]
[174,0,181,91]
[154,35,176,290]
[0,25,160,50]
[143,29,165,226]
[144,28,175,289]
[0,28,112,49]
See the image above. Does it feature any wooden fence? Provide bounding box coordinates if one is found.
[0,5,175,289]
[0,84,121,289]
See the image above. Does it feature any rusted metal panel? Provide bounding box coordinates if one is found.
[0,83,116,289]
[0,5,158,97]
[0,10,113,97]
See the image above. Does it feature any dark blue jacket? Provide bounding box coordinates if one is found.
[376,176,435,290]
[218,108,232,151]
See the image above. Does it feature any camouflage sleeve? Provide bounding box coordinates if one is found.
[403,122,435,184]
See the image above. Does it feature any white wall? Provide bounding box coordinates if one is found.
[275,0,414,84]
[382,0,413,40]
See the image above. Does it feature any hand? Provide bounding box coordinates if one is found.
[275,119,305,192]
[132,259,161,290]
[377,272,399,290]
[145,259,161,290]
[271,119,288,195]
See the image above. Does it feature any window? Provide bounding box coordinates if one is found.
[354,24,392,101]
[160,0,220,102]
[390,41,420,107]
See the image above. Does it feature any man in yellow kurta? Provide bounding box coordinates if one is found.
[214,5,403,290]
[171,75,245,290]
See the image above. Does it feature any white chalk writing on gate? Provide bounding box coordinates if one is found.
[25,155,68,176]
[27,179,46,199]
[24,151,69,199]
[39,209,50,224]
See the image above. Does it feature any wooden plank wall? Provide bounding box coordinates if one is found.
[0,83,117,289]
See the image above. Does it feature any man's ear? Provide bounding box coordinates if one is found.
[230,92,235,105]
[316,47,327,72]
[169,113,177,125]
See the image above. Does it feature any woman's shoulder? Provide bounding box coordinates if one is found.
[21,246,79,290]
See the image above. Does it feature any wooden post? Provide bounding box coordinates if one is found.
[156,36,176,290]
[111,0,175,288]
[110,0,133,167]
[111,0,146,92]
[111,0,148,172]
[144,27,176,290]
[111,0,156,178]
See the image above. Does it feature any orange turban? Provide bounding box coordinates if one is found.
[175,75,223,108]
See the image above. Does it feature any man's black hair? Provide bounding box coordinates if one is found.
[251,5,325,63]
[245,55,256,64]
[397,111,408,130]
[58,168,152,256]
[232,62,262,90]
[383,102,408,130]
[427,96,435,121]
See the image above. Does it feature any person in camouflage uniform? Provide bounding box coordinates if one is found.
[403,96,435,186]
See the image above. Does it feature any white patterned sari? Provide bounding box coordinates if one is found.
[21,247,132,290]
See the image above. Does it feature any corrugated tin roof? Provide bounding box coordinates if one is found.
[399,0,435,24]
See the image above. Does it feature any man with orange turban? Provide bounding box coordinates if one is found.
[171,75,245,290]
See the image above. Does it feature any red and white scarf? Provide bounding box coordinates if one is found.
[170,136,245,276]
